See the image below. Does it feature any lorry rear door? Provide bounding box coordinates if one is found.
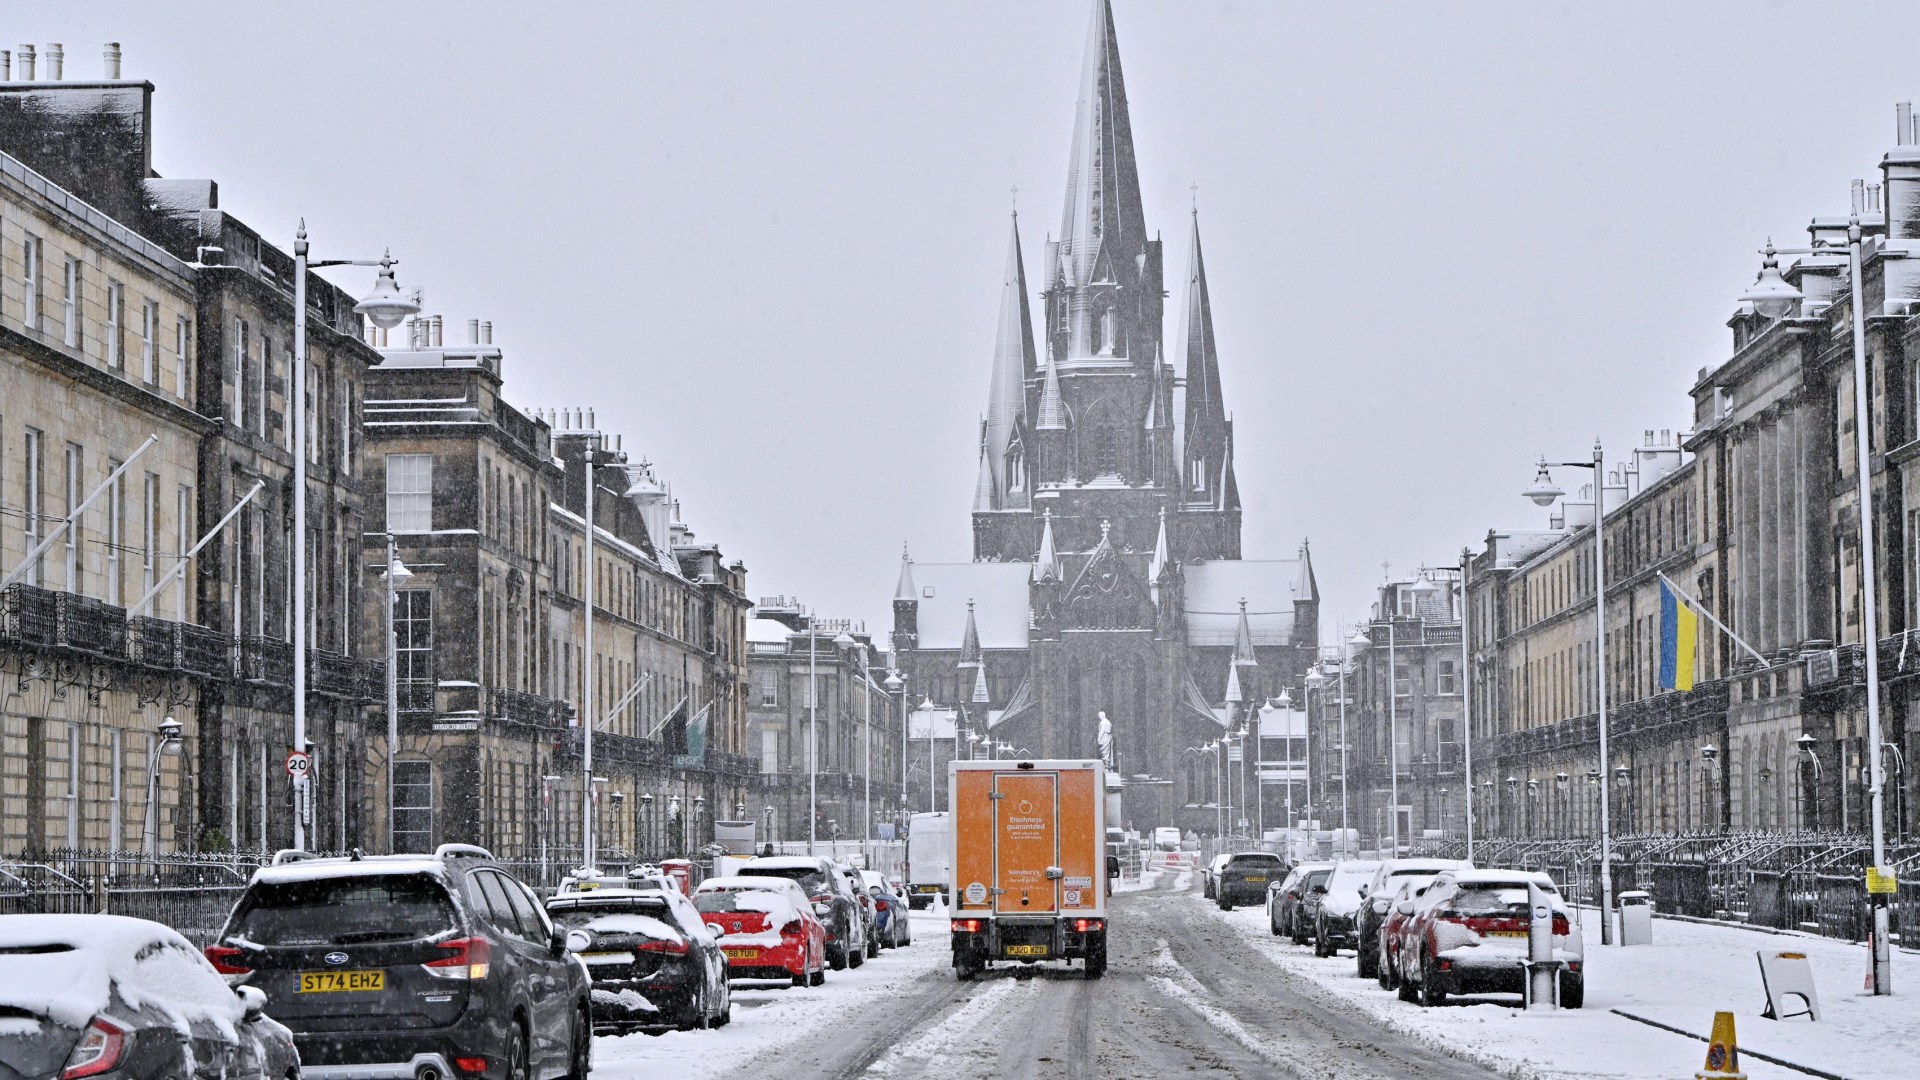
[993,770,1061,915]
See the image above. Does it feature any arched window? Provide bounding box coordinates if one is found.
[1089,302,1106,355]
[1005,446,1026,492]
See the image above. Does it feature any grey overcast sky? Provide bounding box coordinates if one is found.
[18,0,1920,639]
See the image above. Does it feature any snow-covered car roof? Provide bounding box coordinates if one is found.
[696,875,809,897]
[546,887,671,906]
[742,856,831,870]
[0,914,243,1031]
[249,856,450,887]
[1447,869,1559,889]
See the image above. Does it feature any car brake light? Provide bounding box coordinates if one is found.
[636,936,690,955]
[951,919,982,933]
[204,945,251,975]
[424,936,492,980]
[453,1057,490,1074]
[61,1018,126,1080]
[1438,959,1453,971]
[1073,919,1104,933]
[781,920,803,937]
[1552,916,1570,936]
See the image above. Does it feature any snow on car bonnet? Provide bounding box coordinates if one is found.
[0,914,243,1036]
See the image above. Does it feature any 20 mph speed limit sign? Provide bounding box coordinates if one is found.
[285,751,311,778]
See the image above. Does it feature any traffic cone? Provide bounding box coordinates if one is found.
[1694,1011,1746,1080]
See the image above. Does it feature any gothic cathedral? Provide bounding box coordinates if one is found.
[890,0,1319,834]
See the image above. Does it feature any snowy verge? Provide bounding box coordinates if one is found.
[1200,895,1919,1080]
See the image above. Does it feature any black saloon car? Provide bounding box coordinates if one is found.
[547,887,730,1033]
[1214,852,1287,910]
[0,914,299,1080]
[207,845,592,1080]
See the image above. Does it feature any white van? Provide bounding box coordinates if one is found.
[905,811,952,908]
[1152,826,1182,850]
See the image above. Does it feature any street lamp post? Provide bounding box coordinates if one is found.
[1459,548,1477,863]
[540,774,564,879]
[381,536,413,853]
[1523,440,1617,945]
[639,792,654,861]
[141,716,183,860]
[836,633,868,864]
[1740,219,1897,992]
[885,671,907,823]
[1795,735,1822,832]
[292,226,418,850]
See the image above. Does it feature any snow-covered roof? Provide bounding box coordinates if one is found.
[908,562,1030,650]
[249,856,447,886]
[1182,560,1308,647]
[746,618,793,646]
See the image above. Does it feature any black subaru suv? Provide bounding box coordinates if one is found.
[207,845,592,1080]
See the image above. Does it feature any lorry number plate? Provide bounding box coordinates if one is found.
[1005,945,1048,957]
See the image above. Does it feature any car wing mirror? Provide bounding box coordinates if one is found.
[1106,855,1121,879]
[1395,901,1415,915]
[234,985,267,1022]
[708,924,726,938]
[563,929,592,954]
[1311,884,1328,894]
[813,901,833,916]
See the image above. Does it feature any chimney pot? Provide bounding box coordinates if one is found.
[103,42,120,79]
[1901,102,1914,147]
[2,51,10,81]
[481,320,492,344]
[1853,178,1866,215]
[45,43,61,80]
[467,318,480,345]
[587,408,596,430]
[1871,183,1883,212]
[18,45,34,80]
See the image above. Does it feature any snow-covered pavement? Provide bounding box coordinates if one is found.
[590,910,950,1080]
[1202,882,1920,1080]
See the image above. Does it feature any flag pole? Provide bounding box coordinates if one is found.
[1654,571,1768,665]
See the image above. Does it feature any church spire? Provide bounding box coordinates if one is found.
[1059,0,1145,290]
[1148,506,1169,594]
[981,212,1036,510]
[1181,211,1229,504]
[1034,508,1059,582]
[894,544,916,601]
[959,599,983,670]
[1036,351,1066,430]
[1232,597,1258,669]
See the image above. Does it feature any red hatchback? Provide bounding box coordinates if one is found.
[693,876,828,987]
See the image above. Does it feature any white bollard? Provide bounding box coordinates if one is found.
[1526,880,1557,1010]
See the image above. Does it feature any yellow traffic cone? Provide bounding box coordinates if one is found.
[1695,1011,1746,1080]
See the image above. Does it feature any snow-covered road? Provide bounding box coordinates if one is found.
[591,872,1511,1079]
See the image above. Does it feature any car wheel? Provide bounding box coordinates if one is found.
[563,1007,591,1080]
[714,978,732,1027]
[1085,943,1107,980]
[1269,914,1282,937]
[1397,967,1419,1003]
[1378,946,1397,990]
[1314,923,1330,957]
[792,965,809,988]
[954,948,982,981]
[1358,941,1378,980]
[848,934,866,968]
[811,962,827,986]
[867,932,881,959]
[1560,971,1584,1009]
[1291,921,1307,946]
[829,942,848,970]
[507,1025,532,1080]
[1419,954,1447,1008]
[1218,897,1232,911]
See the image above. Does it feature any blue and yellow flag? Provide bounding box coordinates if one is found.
[1658,581,1697,692]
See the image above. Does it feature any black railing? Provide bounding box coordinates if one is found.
[309,649,360,698]
[241,636,293,685]
[0,583,60,646]
[57,593,127,657]
[127,616,178,668]
[179,623,231,678]
[489,686,570,727]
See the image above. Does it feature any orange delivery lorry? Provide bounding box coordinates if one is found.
[948,758,1110,979]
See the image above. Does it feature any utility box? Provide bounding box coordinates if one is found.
[1619,889,1654,945]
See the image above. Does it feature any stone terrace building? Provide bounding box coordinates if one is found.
[0,58,383,856]
[745,598,899,846]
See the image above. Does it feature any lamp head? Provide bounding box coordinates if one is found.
[1521,459,1565,508]
[833,631,857,649]
[1303,666,1328,690]
[1699,744,1718,762]
[387,557,414,585]
[1738,240,1803,319]
[158,716,183,741]
[1796,733,1817,751]
[353,252,421,331]
[884,671,903,690]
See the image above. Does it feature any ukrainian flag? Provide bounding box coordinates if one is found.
[1658,581,1697,692]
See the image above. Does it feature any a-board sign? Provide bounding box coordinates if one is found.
[1757,950,1820,1021]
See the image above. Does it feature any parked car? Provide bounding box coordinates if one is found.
[1393,869,1585,1008]
[831,862,881,960]
[1354,858,1473,980]
[860,870,913,948]
[1201,853,1234,900]
[692,876,826,988]
[208,844,592,1080]
[547,885,732,1033]
[1312,860,1381,956]
[0,914,299,1080]
[1374,877,1436,991]
[1267,862,1333,940]
[1214,852,1287,910]
[736,856,869,970]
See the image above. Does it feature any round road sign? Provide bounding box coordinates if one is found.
[285,750,311,777]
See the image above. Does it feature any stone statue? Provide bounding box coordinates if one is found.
[1096,711,1114,768]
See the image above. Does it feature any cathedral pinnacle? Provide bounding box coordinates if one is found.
[893,545,916,601]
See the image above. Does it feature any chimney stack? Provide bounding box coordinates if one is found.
[45,44,61,80]
[467,318,480,345]
[481,321,492,344]
[18,45,34,80]
[1901,102,1914,147]
[2,51,10,81]
[103,42,121,79]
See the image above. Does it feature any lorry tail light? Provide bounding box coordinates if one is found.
[204,945,251,975]
[60,1018,126,1079]
[1073,919,1104,933]
[951,919,982,933]
[424,936,492,979]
